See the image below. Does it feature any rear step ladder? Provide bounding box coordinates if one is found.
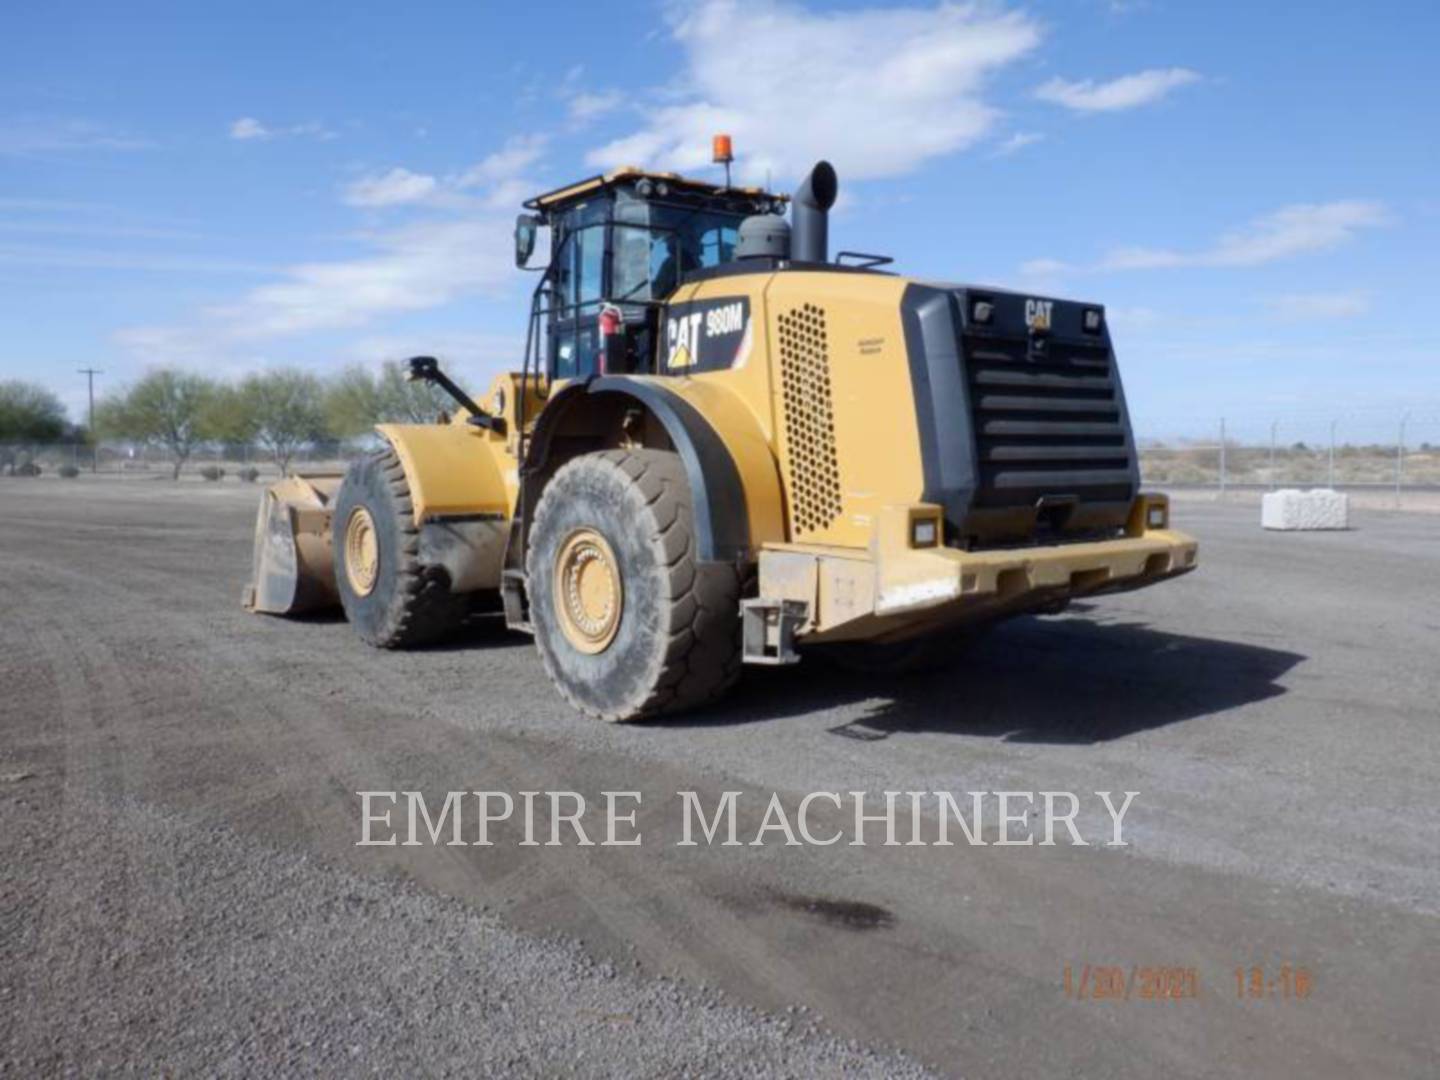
[501,569,532,634]
[740,598,807,665]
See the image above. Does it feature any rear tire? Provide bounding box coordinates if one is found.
[332,448,470,648]
[527,449,742,721]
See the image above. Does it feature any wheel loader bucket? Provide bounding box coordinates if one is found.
[242,471,346,615]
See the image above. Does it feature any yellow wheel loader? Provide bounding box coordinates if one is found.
[244,157,1197,721]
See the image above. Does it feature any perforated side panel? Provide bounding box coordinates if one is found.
[777,303,842,535]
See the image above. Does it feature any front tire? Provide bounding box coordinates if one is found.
[527,449,741,721]
[332,448,470,648]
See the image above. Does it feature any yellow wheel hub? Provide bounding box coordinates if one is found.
[554,528,623,654]
[343,506,380,597]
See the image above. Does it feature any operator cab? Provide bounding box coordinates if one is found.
[515,168,786,380]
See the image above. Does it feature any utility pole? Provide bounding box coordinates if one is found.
[78,368,103,472]
[1328,418,1337,490]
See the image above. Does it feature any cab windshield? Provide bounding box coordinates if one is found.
[611,194,744,302]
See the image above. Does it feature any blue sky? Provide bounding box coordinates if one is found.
[3,0,1438,443]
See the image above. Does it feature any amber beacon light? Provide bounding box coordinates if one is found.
[713,133,733,185]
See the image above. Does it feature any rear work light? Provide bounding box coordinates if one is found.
[1083,308,1104,334]
[972,299,994,325]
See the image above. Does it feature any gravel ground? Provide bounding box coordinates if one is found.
[2,475,1437,1077]
[1,794,926,1077]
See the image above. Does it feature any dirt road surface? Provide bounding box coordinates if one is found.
[3,477,1437,1077]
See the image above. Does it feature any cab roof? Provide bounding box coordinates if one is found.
[524,166,786,211]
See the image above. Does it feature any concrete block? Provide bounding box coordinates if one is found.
[1262,488,1349,530]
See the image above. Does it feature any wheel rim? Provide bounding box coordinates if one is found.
[554,528,623,654]
[343,506,380,597]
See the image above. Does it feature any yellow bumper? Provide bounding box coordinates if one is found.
[757,494,1198,643]
[870,527,1195,613]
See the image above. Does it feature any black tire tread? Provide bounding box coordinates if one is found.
[528,449,742,721]
[338,448,469,649]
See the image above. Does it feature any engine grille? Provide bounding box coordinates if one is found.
[777,303,842,535]
[962,332,1135,510]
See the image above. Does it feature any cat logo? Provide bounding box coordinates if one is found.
[665,297,749,372]
[665,311,702,370]
[1024,298,1054,332]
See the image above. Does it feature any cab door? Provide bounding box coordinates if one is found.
[548,206,607,380]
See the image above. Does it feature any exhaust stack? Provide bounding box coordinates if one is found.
[791,161,838,263]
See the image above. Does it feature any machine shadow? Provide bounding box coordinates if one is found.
[420,613,533,653]
[663,614,1305,744]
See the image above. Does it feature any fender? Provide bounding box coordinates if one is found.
[522,376,756,563]
[376,421,511,524]
[375,421,512,593]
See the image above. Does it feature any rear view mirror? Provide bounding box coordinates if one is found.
[514,214,540,268]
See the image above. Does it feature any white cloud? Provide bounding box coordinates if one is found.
[1026,200,1392,276]
[115,133,541,355]
[116,127,544,357]
[229,117,337,142]
[587,0,1041,183]
[111,324,225,366]
[343,167,438,207]
[0,244,266,275]
[210,217,515,338]
[289,121,339,141]
[477,177,536,211]
[0,118,152,156]
[1105,201,1391,269]
[1017,256,1071,278]
[568,90,623,122]
[1035,67,1200,112]
[456,134,548,188]
[229,117,271,141]
[0,220,202,240]
[992,131,1044,157]
[334,137,548,216]
[1263,290,1371,321]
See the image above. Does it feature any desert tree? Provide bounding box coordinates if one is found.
[0,380,71,473]
[324,360,453,437]
[0,380,70,444]
[238,369,328,472]
[200,383,261,458]
[96,370,218,479]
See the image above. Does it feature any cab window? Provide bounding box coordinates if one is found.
[551,201,609,380]
[697,223,739,267]
[610,204,744,302]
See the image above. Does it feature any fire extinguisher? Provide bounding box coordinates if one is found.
[597,303,623,374]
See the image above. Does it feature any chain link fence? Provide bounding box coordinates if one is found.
[1136,410,1440,507]
[1140,442,1440,489]
[0,440,374,482]
[6,410,1440,508]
